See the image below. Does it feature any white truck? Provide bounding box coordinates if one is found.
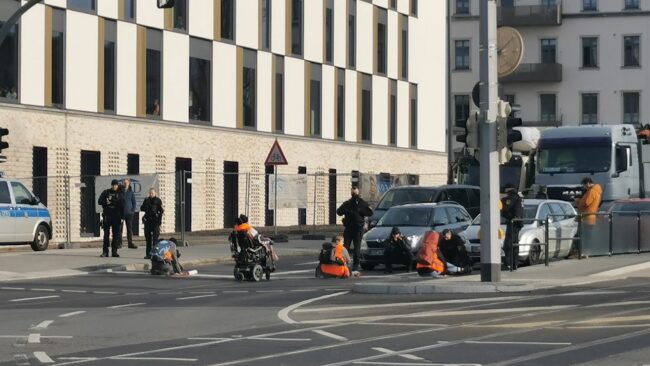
[534,124,650,207]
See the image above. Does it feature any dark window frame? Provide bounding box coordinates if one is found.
[454,95,470,128]
[581,93,599,125]
[51,9,66,108]
[146,28,163,118]
[123,0,136,22]
[581,36,598,68]
[0,16,20,103]
[103,20,117,113]
[389,80,397,146]
[540,38,557,64]
[291,0,304,56]
[623,91,640,124]
[623,35,641,67]
[261,0,271,50]
[221,0,236,42]
[410,84,418,149]
[377,8,387,75]
[189,37,212,124]
[173,0,188,32]
[454,39,470,71]
[582,0,598,11]
[625,0,639,10]
[361,73,372,143]
[243,49,257,129]
[540,94,557,123]
[67,0,96,14]
[336,68,345,140]
[310,63,322,137]
[275,55,284,133]
[348,0,356,68]
[325,0,334,63]
[456,0,470,15]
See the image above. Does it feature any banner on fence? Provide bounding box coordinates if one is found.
[268,175,308,209]
[94,174,160,213]
[359,174,414,204]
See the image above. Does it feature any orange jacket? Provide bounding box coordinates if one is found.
[320,245,350,278]
[576,184,602,225]
[415,231,445,274]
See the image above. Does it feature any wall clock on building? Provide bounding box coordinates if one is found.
[497,26,524,78]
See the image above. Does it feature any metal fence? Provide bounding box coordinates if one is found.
[17,172,447,245]
[579,212,650,257]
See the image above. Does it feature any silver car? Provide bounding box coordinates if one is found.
[0,178,53,251]
[463,199,578,266]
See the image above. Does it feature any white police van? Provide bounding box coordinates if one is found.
[0,177,52,251]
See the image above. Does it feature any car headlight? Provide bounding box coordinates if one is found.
[360,238,368,251]
[406,235,422,249]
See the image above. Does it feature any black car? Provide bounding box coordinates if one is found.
[367,185,481,228]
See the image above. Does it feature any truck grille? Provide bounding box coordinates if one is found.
[547,186,583,202]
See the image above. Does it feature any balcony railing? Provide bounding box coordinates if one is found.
[497,3,562,27]
[500,63,562,83]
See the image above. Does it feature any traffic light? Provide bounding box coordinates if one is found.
[157,0,175,8]
[496,101,525,164]
[0,128,8,152]
[455,111,480,149]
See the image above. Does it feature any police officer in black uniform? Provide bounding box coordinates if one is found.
[98,179,125,257]
[500,182,524,270]
[336,186,373,271]
[141,187,164,259]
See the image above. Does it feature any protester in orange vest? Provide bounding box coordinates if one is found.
[318,235,351,278]
[415,231,446,276]
[570,177,603,258]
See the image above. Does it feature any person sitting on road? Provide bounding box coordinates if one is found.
[439,229,471,274]
[383,227,414,273]
[415,231,446,277]
[150,238,183,275]
[317,235,352,278]
[234,214,259,239]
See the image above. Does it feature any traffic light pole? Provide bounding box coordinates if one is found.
[479,0,501,282]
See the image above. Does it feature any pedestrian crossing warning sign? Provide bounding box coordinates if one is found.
[264,140,288,165]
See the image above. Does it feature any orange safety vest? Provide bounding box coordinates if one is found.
[415,231,445,274]
[320,245,350,278]
[576,184,602,226]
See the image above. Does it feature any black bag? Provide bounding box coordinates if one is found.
[318,243,334,265]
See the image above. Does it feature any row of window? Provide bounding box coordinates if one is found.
[0,10,418,147]
[454,35,642,70]
[454,0,639,15]
[455,92,641,125]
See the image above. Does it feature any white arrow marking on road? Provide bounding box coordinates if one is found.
[176,294,217,301]
[59,311,86,318]
[33,351,54,364]
[31,321,54,330]
[27,334,41,344]
[10,295,59,302]
[372,347,425,361]
[277,291,349,324]
[108,303,146,309]
[312,330,348,342]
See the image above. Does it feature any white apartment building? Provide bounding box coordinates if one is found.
[0,0,447,240]
[451,0,649,132]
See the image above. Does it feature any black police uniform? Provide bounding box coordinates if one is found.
[98,187,125,256]
[141,196,164,258]
[336,194,373,270]
[501,190,524,270]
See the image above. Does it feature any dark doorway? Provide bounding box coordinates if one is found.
[298,166,307,226]
[32,147,48,207]
[175,158,192,232]
[127,153,140,236]
[80,150,101,237]
[329,168,337,225]
[223,161,239,228]
[265,165,274,226]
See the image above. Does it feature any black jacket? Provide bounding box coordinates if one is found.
[141,196,164,224]
[501,190,524,227]
[439,233,470,267]
[336,196,373,231]
[98,188,125,220]
[383,237,412,256]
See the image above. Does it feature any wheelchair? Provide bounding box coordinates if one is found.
[229,231,275,282]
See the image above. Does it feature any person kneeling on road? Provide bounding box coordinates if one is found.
[383,227,414,273]
[317,235,360,278]
[415,231,445,277]
[150,238,184,276]
[439,229,471,274]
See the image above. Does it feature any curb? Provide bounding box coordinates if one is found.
[352,281,536,294]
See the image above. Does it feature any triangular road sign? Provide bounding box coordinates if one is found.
[264,140,288,165]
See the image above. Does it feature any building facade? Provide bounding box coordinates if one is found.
[0,0,447,241]
[451,0,649,132]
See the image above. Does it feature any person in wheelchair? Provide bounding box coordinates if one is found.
[230,214,277,272]
[150,238,183,275]
[316,235,352,278]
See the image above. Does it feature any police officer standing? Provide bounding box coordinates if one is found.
[141,188,164,259]
[500,182,523,270]
[336,186,373,271]
[98,179,125,257]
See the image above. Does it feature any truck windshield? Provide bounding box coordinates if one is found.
[537,137,611,174]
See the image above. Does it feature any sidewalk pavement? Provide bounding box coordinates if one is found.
[0,240,322,282]
[353,254,650,294]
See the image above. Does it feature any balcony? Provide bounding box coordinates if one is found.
[499,63,562,83]
[497,4,562,27]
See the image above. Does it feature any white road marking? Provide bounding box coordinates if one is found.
[559,290,627,296]
[109,357,198,362]
[187,337,232,341]
[312,330,348,342]
[222,290,249,294]
[464,340,571,346]
[59,311,86,318]
[575,315,650,324]
[294,261,319,266]
[176,294,217,301]
[372,347,425,361]
[189,291,216,294]
[289,289,318,292]
[274,270,313,275]
[587,300,650,308]
[592,261,650,277]
[10,295,59,302]
[360,322,447,327]
[560,324,650,329]
[93,291,118,295]
[125,292,146,296]
[471,321,564,329]
[33,351,54,363]
[354,362,481,366]
[1,287,24,290]
[61,290,87,294]
[295,296,525,313]
[250,337,312,342]
[27,334,41,344]
[31,288,56,292]
[31,321,54,330]
[0,335,72,340]
[277,291,348,324]
[57,358,97,361]
[256,290,284,293]
[107,303,146,309]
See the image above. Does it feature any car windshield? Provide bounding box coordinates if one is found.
[377,207,433,227]
[537,137,611,174]
[376,189,438,210]
[471,214,507,225]
[610,202,650,212]
[524,204,539,219]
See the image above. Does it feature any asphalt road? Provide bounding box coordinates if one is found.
[2,256,650,366]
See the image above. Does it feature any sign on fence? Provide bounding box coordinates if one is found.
[359,173,413,203]
[94,174,160,213]
[268,175,307,209]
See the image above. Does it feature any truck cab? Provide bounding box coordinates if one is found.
[0,178,52,251]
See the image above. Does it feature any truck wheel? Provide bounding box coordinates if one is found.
[31,225,49,252]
